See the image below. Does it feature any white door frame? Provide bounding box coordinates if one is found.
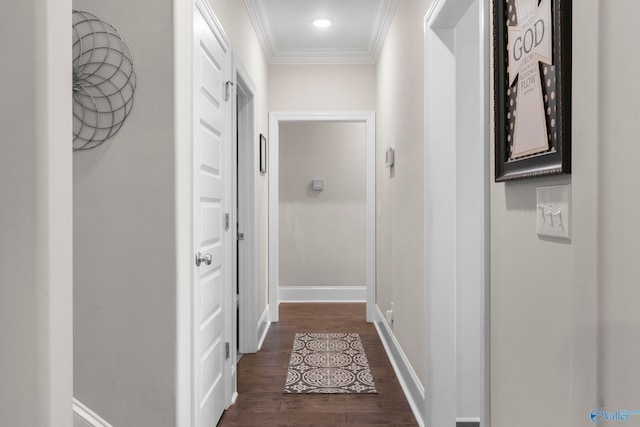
[424,0,490,425]
[174,0,194,422]
[232,56,261,354]
[268,112,377,322]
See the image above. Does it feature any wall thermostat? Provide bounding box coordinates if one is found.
[385,147,395,167]
[311,179,324,191]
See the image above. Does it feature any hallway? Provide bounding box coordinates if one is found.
[218,303,418,426]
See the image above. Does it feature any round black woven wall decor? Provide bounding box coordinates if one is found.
[72,10,136,151]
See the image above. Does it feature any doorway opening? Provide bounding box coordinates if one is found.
[268,112,377,323]
[424,0,490,425]
[232,57,261,356]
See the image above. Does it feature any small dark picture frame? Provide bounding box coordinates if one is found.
[259,133,267,174]
[494,0,572,181]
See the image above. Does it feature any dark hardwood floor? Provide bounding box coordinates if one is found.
[218,303,418,426]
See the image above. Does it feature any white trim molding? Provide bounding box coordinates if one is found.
[424,0,490,425]
[457,418,482,423]
[243,0,398,64]
[233,53,260,356]
[374,306,426,427]
[279,286,367,303]
[257,305,271,350]
[73,399,113,427]
[268,112,377,323]
[174,0,194,424]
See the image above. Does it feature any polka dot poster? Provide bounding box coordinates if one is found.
[503,0,559,162]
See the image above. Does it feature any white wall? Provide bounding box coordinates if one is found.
[0,1,73,426]
[490,122,573,423]
[376,0,432,389]
[279,122,367,290]
[269,64,376,111]
[489,1,607,426]
[568,0,599,421]
[597,0,640,411]
[72,1,177,425]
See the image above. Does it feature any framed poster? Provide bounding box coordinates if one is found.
[494,0,571,181]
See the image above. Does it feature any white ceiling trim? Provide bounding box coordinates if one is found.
[367,0,399,62]
[243,0,399,65]
[243,0,277,61]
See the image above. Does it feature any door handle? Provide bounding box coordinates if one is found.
[195,252,212,267]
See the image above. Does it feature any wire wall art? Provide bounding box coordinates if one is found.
[72,10,137,151]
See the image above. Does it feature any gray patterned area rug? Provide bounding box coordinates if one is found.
[284,332,377,394]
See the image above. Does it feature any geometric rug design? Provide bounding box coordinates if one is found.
[284,332,378,394]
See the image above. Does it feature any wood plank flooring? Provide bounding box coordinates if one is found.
[218,303,418,426]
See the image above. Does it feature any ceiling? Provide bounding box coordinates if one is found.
[244,0,399,64]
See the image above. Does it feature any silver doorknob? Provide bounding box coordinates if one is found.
[195,252,212,267]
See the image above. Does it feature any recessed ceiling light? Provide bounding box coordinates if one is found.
[312,18,332,28]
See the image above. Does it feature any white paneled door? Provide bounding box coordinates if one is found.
[192,3,232,426]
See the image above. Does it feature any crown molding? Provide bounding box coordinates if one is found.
[267,48,377,65]
[243,0,398,64]
[243,0,275,61]
[369,0,399,61]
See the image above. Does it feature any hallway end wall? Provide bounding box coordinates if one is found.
[268,64,376,112]
[267,64,376,305]
[279,122,367,294]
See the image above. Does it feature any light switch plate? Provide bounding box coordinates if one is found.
[311,179,324,191]
[536,185,571,240]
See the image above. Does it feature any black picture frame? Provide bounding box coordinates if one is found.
[494,0,571,182]
[259,133,267,174]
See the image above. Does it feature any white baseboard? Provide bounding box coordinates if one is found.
[230,391,239,405]
[73,399,112,427]
[456,418,481,423]
[374,305,425,427]
[257,304,270,350]
[279,286,366,302]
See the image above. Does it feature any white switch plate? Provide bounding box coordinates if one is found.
[536,185,571,239]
